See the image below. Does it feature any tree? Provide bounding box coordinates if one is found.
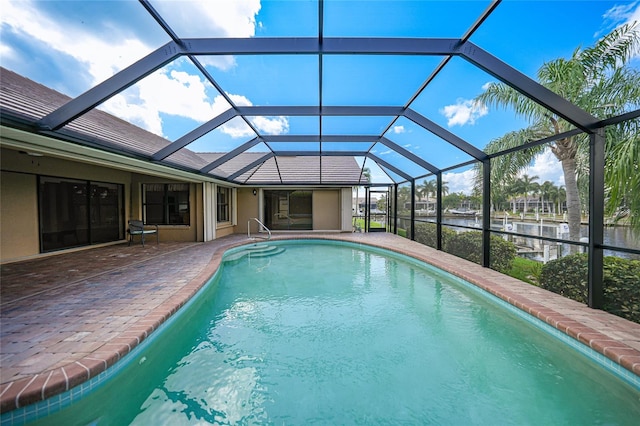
[417,179,436,200]
[398,185,411,214]
[520,174,539,214]
[377,194,387,212]
[476,23,640,242]
[539,181,556,214]
[506,179,525,213]
[552,185,567,215]
[361,167,371,183]
[441,181,449,197]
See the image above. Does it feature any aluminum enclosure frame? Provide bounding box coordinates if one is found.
[2,0,638,311]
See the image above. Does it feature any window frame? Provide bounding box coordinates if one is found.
[216,185,232,224]
[142,183,190,226]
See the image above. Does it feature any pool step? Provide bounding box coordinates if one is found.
[224,244,286,262]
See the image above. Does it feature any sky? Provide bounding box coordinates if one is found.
[1,0,639,193]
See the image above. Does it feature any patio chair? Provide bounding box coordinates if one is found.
[127,220,159,247]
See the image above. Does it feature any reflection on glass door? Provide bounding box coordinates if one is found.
[264,190,312,230]
[90,182,124,243]
[39,176,124,252]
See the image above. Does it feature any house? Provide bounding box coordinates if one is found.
[0,69,362,263]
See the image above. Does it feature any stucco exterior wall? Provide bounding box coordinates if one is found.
[313,190,340,230]
[1,171,39,260]
[0,147,205,262]
[236,187,259,235]
[0,148,132,262]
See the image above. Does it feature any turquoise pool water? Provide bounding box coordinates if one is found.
[27,240,640,425]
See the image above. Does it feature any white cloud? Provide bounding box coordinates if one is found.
[521,148,565,187]
[0,0,150,87]
[153,0,261,37]
[378,150,393,155]
[440,99,488,127]
[224,94,289,137]
[151,0,261,71]
[481,82,493,91]
[1,0,286,140]
[250,116,289,135]
[392,125,405,134]
[601,1,640,33]
[0,43,16,61]
[102,95,164,136]
[101,68,233,136]
[101,71,288,139]
[443,169,475,195]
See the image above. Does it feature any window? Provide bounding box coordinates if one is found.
[143,183,190,225]
[217,186,231,223]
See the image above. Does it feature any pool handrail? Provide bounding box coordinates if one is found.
[248,217,271,240]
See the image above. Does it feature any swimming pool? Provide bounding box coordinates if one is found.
[24,240,640,424]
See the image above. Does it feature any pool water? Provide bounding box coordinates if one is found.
[31,241,640,425]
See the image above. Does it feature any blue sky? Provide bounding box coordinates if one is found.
[1,0,639,193]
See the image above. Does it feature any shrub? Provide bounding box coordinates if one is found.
[602,256,640,322]
[540,253,640,323]
[539,253,588,303]
[414,222,455,249]
[444,230,516,274]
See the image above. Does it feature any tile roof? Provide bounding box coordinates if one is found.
[1,68,365,185]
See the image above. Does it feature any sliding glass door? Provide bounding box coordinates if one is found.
[39,176,124,252]
[264,190,312,230]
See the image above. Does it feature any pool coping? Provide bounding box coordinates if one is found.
[1,233,639,415]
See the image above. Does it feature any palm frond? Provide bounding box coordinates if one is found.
[475,82,547,123]
[605,120,640,231]
[580,21,640,74]
[484,126,547,183]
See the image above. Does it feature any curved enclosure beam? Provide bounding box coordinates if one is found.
[181,37,461,56]
[235,106,405,116]
[262,135,379,143]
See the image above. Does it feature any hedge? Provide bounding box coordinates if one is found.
[414,222,455,249]
[414,223,516,274]
[540,253,640,323]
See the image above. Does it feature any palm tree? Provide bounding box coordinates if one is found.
[476,23,640,242]
[398,185,411,214]
[417,179,436,201]
[506,178,524,213]
[441,181,449,197]
[520,174,539,214]
[361,167,371,183]
[539,181,556,214]
[553,185,567,216]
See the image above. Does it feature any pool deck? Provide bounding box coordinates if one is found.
[1,232,640,413]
